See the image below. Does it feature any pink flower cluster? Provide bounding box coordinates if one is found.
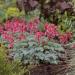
[44,23,59,39]
[27,18,40,33]
[71,44,75,48]
[0,18,73,48]
[0,18,40,48]
[2,31,14,43]
[1,18,27,48]
[1,31,14,48]
[5,18,26,33]
[59,32,72,44]
[18,33,26,40]
[35,31,44,41]
[0,25,3,34]
[44,23,72,44]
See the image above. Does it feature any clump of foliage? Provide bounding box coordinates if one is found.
[0,0,25,23]
[6,7,25,18]
[56,11,75,31]
[0,44,25,75]
[56,11,75,43]
[0,18,73,65]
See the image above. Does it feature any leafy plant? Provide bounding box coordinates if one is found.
[0,18,69,65]
[9,33,65,65]
[0,0,25,23]
[16,0,75,23]
[0,44,25,75]
[6,7,22,18]
[57,11,74,32]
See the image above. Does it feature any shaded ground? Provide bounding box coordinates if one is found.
[67,48,75,75]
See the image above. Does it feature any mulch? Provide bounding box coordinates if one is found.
[25,64,69,75]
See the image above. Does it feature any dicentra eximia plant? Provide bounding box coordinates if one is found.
[0,18,73,65]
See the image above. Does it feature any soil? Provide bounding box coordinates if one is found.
[67,48,75,75]
[25,64,68,75]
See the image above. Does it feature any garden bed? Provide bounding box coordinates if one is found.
[0,0,75,75]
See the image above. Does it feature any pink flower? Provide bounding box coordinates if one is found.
[59,34,68,44]
[0,25,3,34]
[44,23,49,30]
[33,18,40,25]
[18,34,25,40]
[2,31,8,39]
[35,31,44,41]
[66,32,72,40]
[5,19,26,33]
[71,44,75,48]
[8,43,14,48]
[5,20,12,31]
[45,23,59,39]
[59,32,72,44]
[12,19,22,33]
[2,32,14,43]
[27,19,39,33]
[8,35,14,43]
[13,19,26,33]
[19,21,26,32]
